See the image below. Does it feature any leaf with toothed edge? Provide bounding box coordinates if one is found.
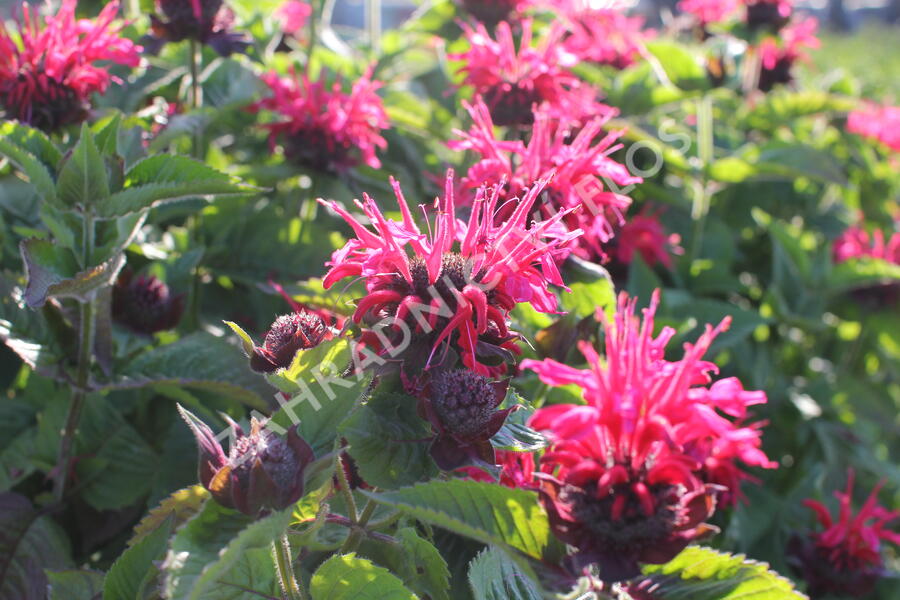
[309,553,419,600]
[0,124,60,208]
[55,123,109,208]
[20,239,125,308]
[468,546,543,600]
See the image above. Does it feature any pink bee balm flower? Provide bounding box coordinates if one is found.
[833,226,900,265]
[250,67,388,172]
[789,471,900,598]
[451,19,603,126]
[847,104,900,153]
[450,99,639,261]
[745,0,793,30]
[560,7,652,70]
[679,0,740,25]
[757,16,819,91]
[145,0,250,56]
[611,209,682,269]
[318,170,581,375]
[522,290,776,580]
[0,0,141,131]
[277,0,312,36]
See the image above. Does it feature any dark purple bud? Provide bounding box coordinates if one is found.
[145,0,250,56]
[250,312,326,373]
[429,370,509,441]
[180,406,315,516]
[112,269,184,334]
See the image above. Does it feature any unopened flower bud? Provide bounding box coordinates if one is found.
[249,312,326,373]
[112,269,184,334]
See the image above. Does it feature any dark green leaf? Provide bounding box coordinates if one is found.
[20,238,124,308]
[56,123,109,207]
[46,570,104,600]
[0,123,60,207]
[104,514,175,600]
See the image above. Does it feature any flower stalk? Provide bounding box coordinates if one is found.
[272,533,306,600]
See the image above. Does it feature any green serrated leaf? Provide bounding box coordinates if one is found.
[468,547,542,600]
[339,391,437,489]
[96,155,257,219]
[224,320,256,357]
[638,546,808,600]
[20,238,124,308]
[129,485,209,547]
[490,422,546,452]
[56,123,110,207]
[0,135,60,209]
[310,553,419,600]
[361,480,561,561]
[380,528,451,600]
[104,513,175,600]
[94,113,123,157]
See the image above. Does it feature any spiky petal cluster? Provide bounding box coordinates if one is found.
[789,471,900,598]
[249,311,328,373]
[611,209,682,269]
[522,290,776,580]
[460,450,536,488]
[421,370,513,470]
[559,7,652,70]
[250,68,388,172]
[144,0,249,56]
[0,0,141,131]
[847,104,900,153]
[757,17,819,91]
[319,170,580,375]
[450,99,639,261]
[179,406,315,516]
[833,225,900,265]
[678,0,740,26]
[451,19,602,126]
[112,270,184,334]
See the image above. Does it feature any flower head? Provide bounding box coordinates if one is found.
[757,17,818,91]
[745,0,793,31]
[460,449,536,488]
[251,67,388,172]
[452,19,602,126]
[847,103,900,153]
[421,370,513,469]
[179,405,315,516]
[560,7,652,70]
[789,471,900,598]
[458,0,533,27]
[249,311,328,373]
[522,290,775,580]
[277,0,312,36]
[112,269,184,334]
[679,0,740,26]
[611,209,682,269]
[144,0,249,56]
[450,99,639,261]
[833,225,900,265]
[0,0,141,131]
[319,170,580,375]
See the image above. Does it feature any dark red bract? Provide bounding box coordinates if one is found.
[249,312,327,373]
[112,270,184,335]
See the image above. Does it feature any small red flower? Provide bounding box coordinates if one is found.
[757,17,818,91]
[144,0,250,56]
[318,170,580,375]
[848,104,900,153]
[0,0,141,131]
[112,269,184,334]
[451,19,603,126]
[833,225,900,265]
[277,0,312,36]
[450,99,638,261]
[179,405,316,517]
[250,67,388,172]
[611,209,682,269]
[459,449,536,488]
[679,0,740,26]
[249,311,329,373]
[789,471,900,598]
[560,7,652,70]
[522,290,775,580]
[745,0,793,31]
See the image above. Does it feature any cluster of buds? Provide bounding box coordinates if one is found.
[179,405,315,516]
[144,0,250,56]
[249,311,328,373]
[112,270,184,334]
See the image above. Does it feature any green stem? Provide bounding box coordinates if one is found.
[335,457,358,523]
[53,213,96,502]
[366,0,381,53]
[305,0,318,73]
[272,533,306,600]
[186,40,205,329]
[690,94,714,262]
[340,497,378,554]
[189,39,203,158]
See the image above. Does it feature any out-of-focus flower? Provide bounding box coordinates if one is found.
[0,0,141,131]
[450,99,638,261]
[144,0,250,56]
[318,170,580,375]
[179,405,315,517]
[833,225,900,265]
[458,0,533,27]
[249,312,328,373]
[847,104,900,153]
[451,19,602,126]
[611,209,682,269]
[757,17,818,91]
[789,471,900,598]
[679,0,740,26]
[277,0,312,36]
[560,7,652,70]
[112,270,184,334]
[250,67,388,172]
[459,449,536,487]
[745,0,793,31]
[420,370,513,469]
[522,290,775,580]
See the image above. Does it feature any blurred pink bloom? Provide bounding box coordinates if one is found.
[459,450,536,487]
[277,0,312,35]
[147,0,250,56]
[0,0,141,131]
[450,99,639,261]
[458,0,534,26]
[757,16,819,91]
[561,7,653,70]
[745,0,794,30]
[318,170,580,375]
[251,67,388,172]
[847,104,900,153]
[790,471,900,598]
[679,0,740,25]
[833,226,900,265]
[522,290,775,578]
[452,19,603,126]
[612,209,682,268]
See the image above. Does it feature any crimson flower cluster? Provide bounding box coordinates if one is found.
[249,311,329,373]
[451,19,602,126]
[847,103,900,153]
[559,5,652,70]
[833,225,900,265]
[607,209,682,275]
[251,68,388,172]
[112,270,184,335]
[789,471,900,598]
[678,0,740,27]
[0,0,141,131]
[319,170,579,376]
[757,17,819,91]
[450,99,639,261]
[522,290,776,580]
